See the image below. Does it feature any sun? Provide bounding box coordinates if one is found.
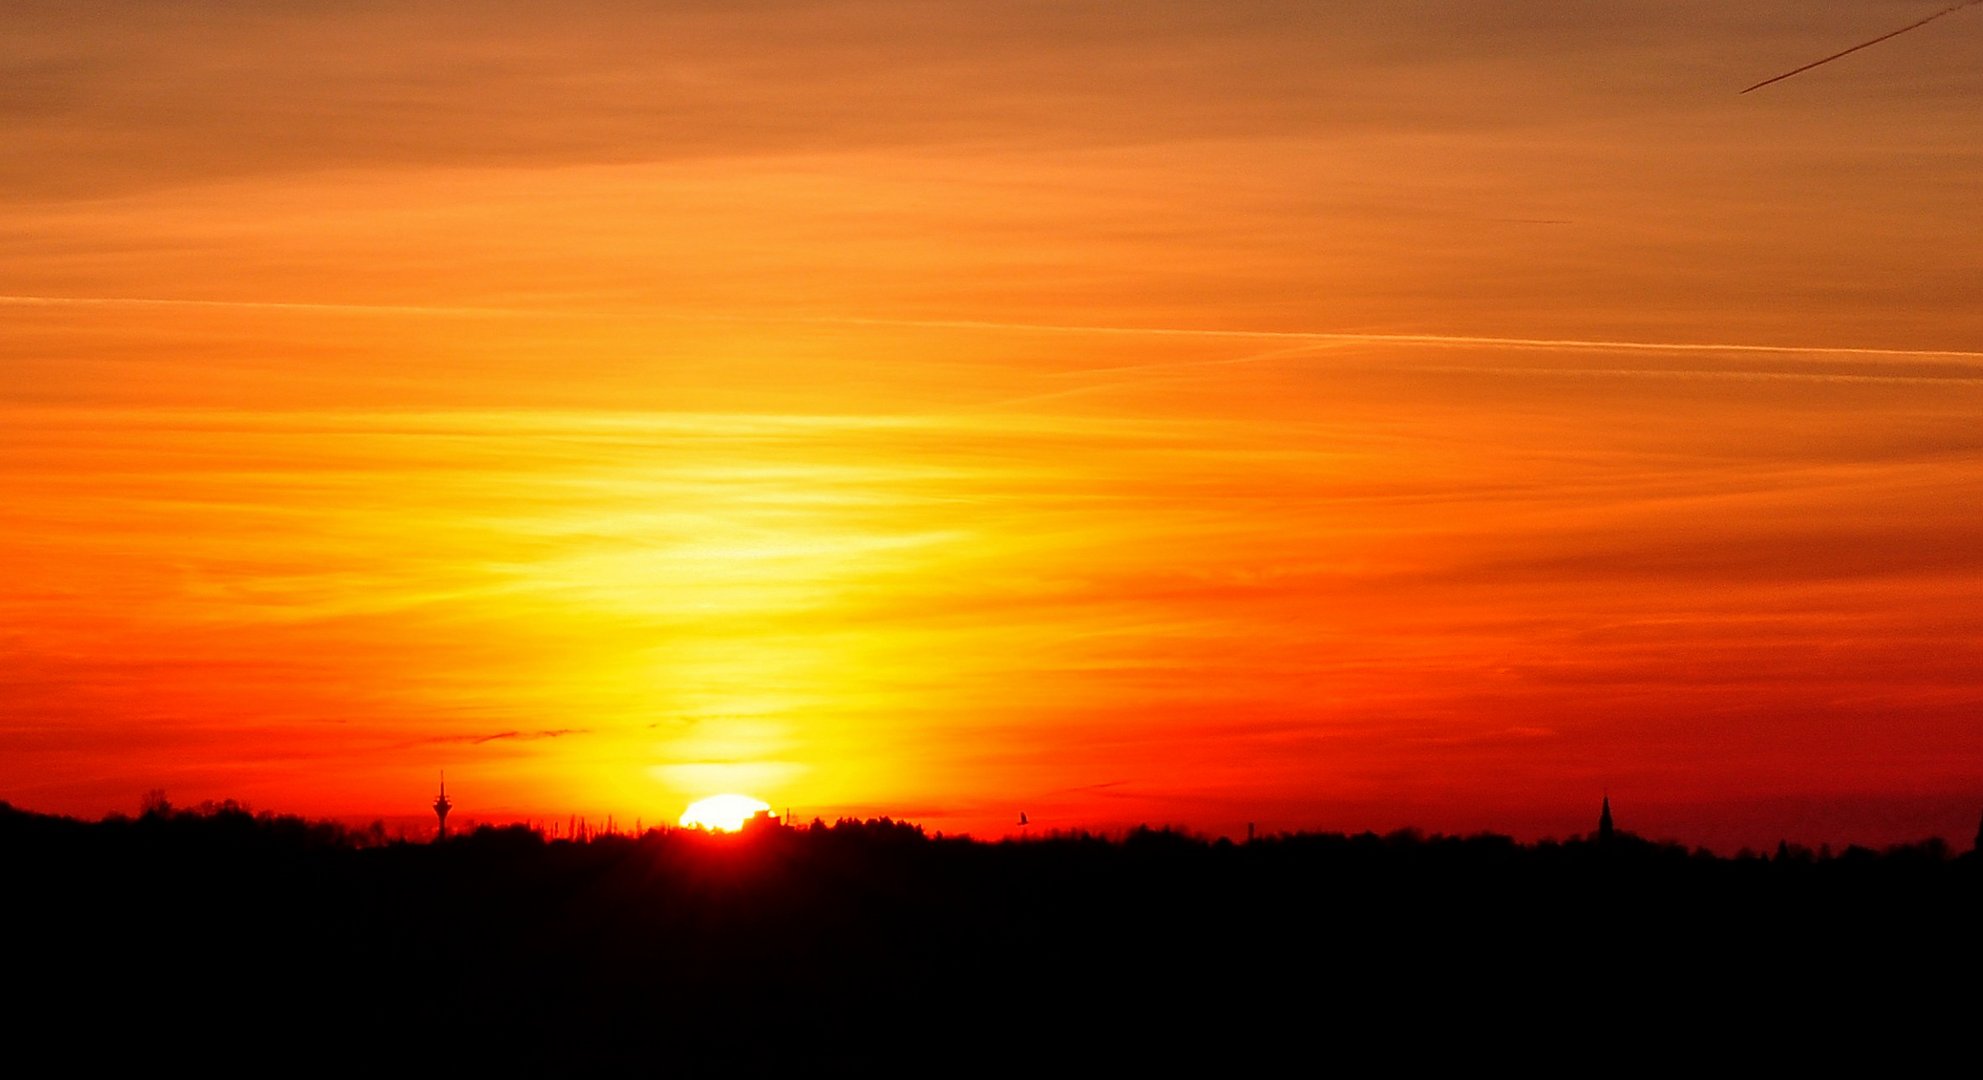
[679,793,772,832]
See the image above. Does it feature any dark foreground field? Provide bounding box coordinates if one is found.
[6,803,1977,1073]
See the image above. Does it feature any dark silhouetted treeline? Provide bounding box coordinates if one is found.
[5,800,1979,1073]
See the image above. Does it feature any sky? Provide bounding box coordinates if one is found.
[5,1,1982,851]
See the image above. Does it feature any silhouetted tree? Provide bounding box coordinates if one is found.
[3,800,1980,1072]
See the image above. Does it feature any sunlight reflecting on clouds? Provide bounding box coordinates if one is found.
[7,0,1983,849]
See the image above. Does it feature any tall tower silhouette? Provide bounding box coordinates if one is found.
[433,773,452,841]
[1598,795,1615,844]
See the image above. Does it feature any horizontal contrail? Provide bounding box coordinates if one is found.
[1742,0,1981,94]
[976,347,1983,412]
[1408,363,1983,387]
[0,293,528,317]
[815,314,1983,361]
[5,292,1981,361]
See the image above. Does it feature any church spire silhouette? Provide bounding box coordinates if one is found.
[433,772,452,841]
[1598,795,1615,844]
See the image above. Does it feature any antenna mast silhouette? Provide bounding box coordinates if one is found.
[433,772,452,841]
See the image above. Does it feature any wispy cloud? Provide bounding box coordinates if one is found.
[6,2,1982,848]
[467,729,588,745]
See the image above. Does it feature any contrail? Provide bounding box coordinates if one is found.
[817,314,1983,361]
[1742,0,1981,94]
[0,293,528,317]
[1407,363,1983,387]
[7,291,1982,361]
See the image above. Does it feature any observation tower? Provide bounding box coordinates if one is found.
[434,773,452,841]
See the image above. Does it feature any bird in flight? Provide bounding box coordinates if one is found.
[1742,0,1980,93]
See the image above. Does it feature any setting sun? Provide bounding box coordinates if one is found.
[4,1,1982,855]
[679,794,773,832]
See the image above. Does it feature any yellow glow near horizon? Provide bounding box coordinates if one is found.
[8,2,1983,854]
[679,794,772,832]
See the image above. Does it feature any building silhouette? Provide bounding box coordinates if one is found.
[433,773,452,841]
[1598,795,1615,844]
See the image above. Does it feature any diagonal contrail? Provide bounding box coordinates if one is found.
[1742,0,1982,93]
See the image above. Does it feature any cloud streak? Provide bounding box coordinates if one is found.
[6,2,1982,849]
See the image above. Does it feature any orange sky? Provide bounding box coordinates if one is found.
[5,2,1982,851]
